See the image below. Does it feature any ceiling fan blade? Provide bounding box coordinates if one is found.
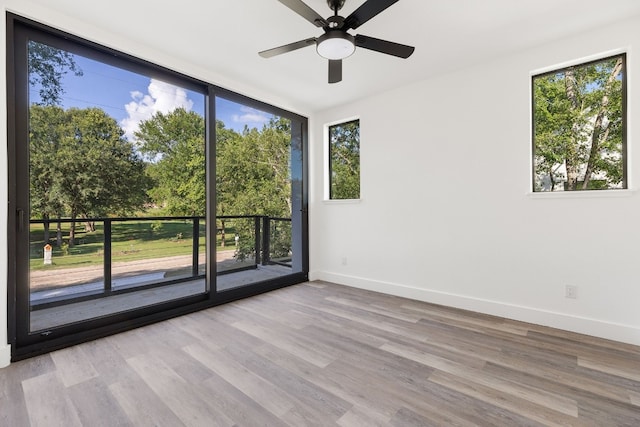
[328,59,342,84]
[277,0,328,27]
[343,0,399,30]
[259,38,317,58]
[355,34,414,58]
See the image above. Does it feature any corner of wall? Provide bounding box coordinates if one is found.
[308,271,321,282]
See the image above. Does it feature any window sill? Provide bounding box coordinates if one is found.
[527,189,634,199]
[322,199,362,204]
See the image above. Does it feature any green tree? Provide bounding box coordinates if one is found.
[217,118,292,218]
[135,108,206,216]
[135,110,294,259]
[216,118,292,258]
[329,120,360,199]
[533,56,624,191]
[214,121,243,246]
[28,40,83,106]
[29,105,66,243]
[29,106,150,245]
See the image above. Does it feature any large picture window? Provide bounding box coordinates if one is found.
[328,119,360,199]
[532,54,626,192]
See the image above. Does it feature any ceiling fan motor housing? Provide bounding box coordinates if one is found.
[327,0,346,12]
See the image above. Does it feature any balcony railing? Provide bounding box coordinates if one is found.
[29,214,292,307]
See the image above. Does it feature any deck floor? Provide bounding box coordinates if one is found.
[30,264,291,331]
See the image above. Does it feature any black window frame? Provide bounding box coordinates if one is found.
[531,53,627,192]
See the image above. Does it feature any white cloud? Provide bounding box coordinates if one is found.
[121,79,194,140]
[232,106,270,128]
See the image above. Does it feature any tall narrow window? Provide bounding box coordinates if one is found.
[329,119,360,199]
[532,54,626,192]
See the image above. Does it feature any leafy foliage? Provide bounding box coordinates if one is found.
[29,106,150,223]
[217,118,292,218]
[28,40,83,106]
[533,56,624,191]
[135,110,294,261]
[217,118,293,260]
[329,119,360,199]
[135,108,206,216]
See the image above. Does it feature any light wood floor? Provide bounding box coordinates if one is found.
[2,281,639,426]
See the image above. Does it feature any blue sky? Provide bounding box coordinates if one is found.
[29,47,274,137]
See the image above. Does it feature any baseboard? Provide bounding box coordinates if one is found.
[0,344,11,368]
[308,270,321,282]
[315,271,640,347]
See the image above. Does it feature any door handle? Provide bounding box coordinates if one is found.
[17,208,24,231]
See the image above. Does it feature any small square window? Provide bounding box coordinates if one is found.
[532,54,626,192]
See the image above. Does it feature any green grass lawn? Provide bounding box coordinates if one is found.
[29,218,242,271]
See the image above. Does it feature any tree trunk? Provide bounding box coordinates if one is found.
[69,212,77,247]
[220,220,226,247]
[582,57,623,189]
[43,213,50,243]
[564,68,580,190]
[56,219,63,247]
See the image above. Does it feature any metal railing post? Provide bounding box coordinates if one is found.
[254,216,261,266]
[192,217,199,277]
[262,216,270,266]
[104,219,112,294]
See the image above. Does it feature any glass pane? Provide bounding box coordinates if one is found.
[329,119,360,199]
[28,40,207,331]
[215,98,299,290]
[30,221,105,303]
[532,55,626,192]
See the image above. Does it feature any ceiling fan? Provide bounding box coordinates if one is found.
[259,0,415,83]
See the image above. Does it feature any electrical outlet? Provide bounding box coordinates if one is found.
[341,257,347,266]
[565,285,577,299]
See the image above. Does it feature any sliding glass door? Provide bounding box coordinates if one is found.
[214,96,305,292]
[8,15,307,359]
[14,26,209,339]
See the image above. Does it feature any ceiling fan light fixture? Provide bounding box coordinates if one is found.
[316,31,355,60]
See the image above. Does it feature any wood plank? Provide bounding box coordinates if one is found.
[22,372,83,427]
[231,318,337,368]
[223,342,352,423]
[66,377,132,427]
[578,355,640,382]
[337,405,391,427]
[125,352,229,426]
[50,345,99,387]
[109,376,186,427]
[183,342,295,417]
[428,370,578,426]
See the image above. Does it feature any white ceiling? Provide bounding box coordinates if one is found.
[22,0,640,113]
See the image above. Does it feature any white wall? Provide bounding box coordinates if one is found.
[310,15,640,346]
[0,0,308,368]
